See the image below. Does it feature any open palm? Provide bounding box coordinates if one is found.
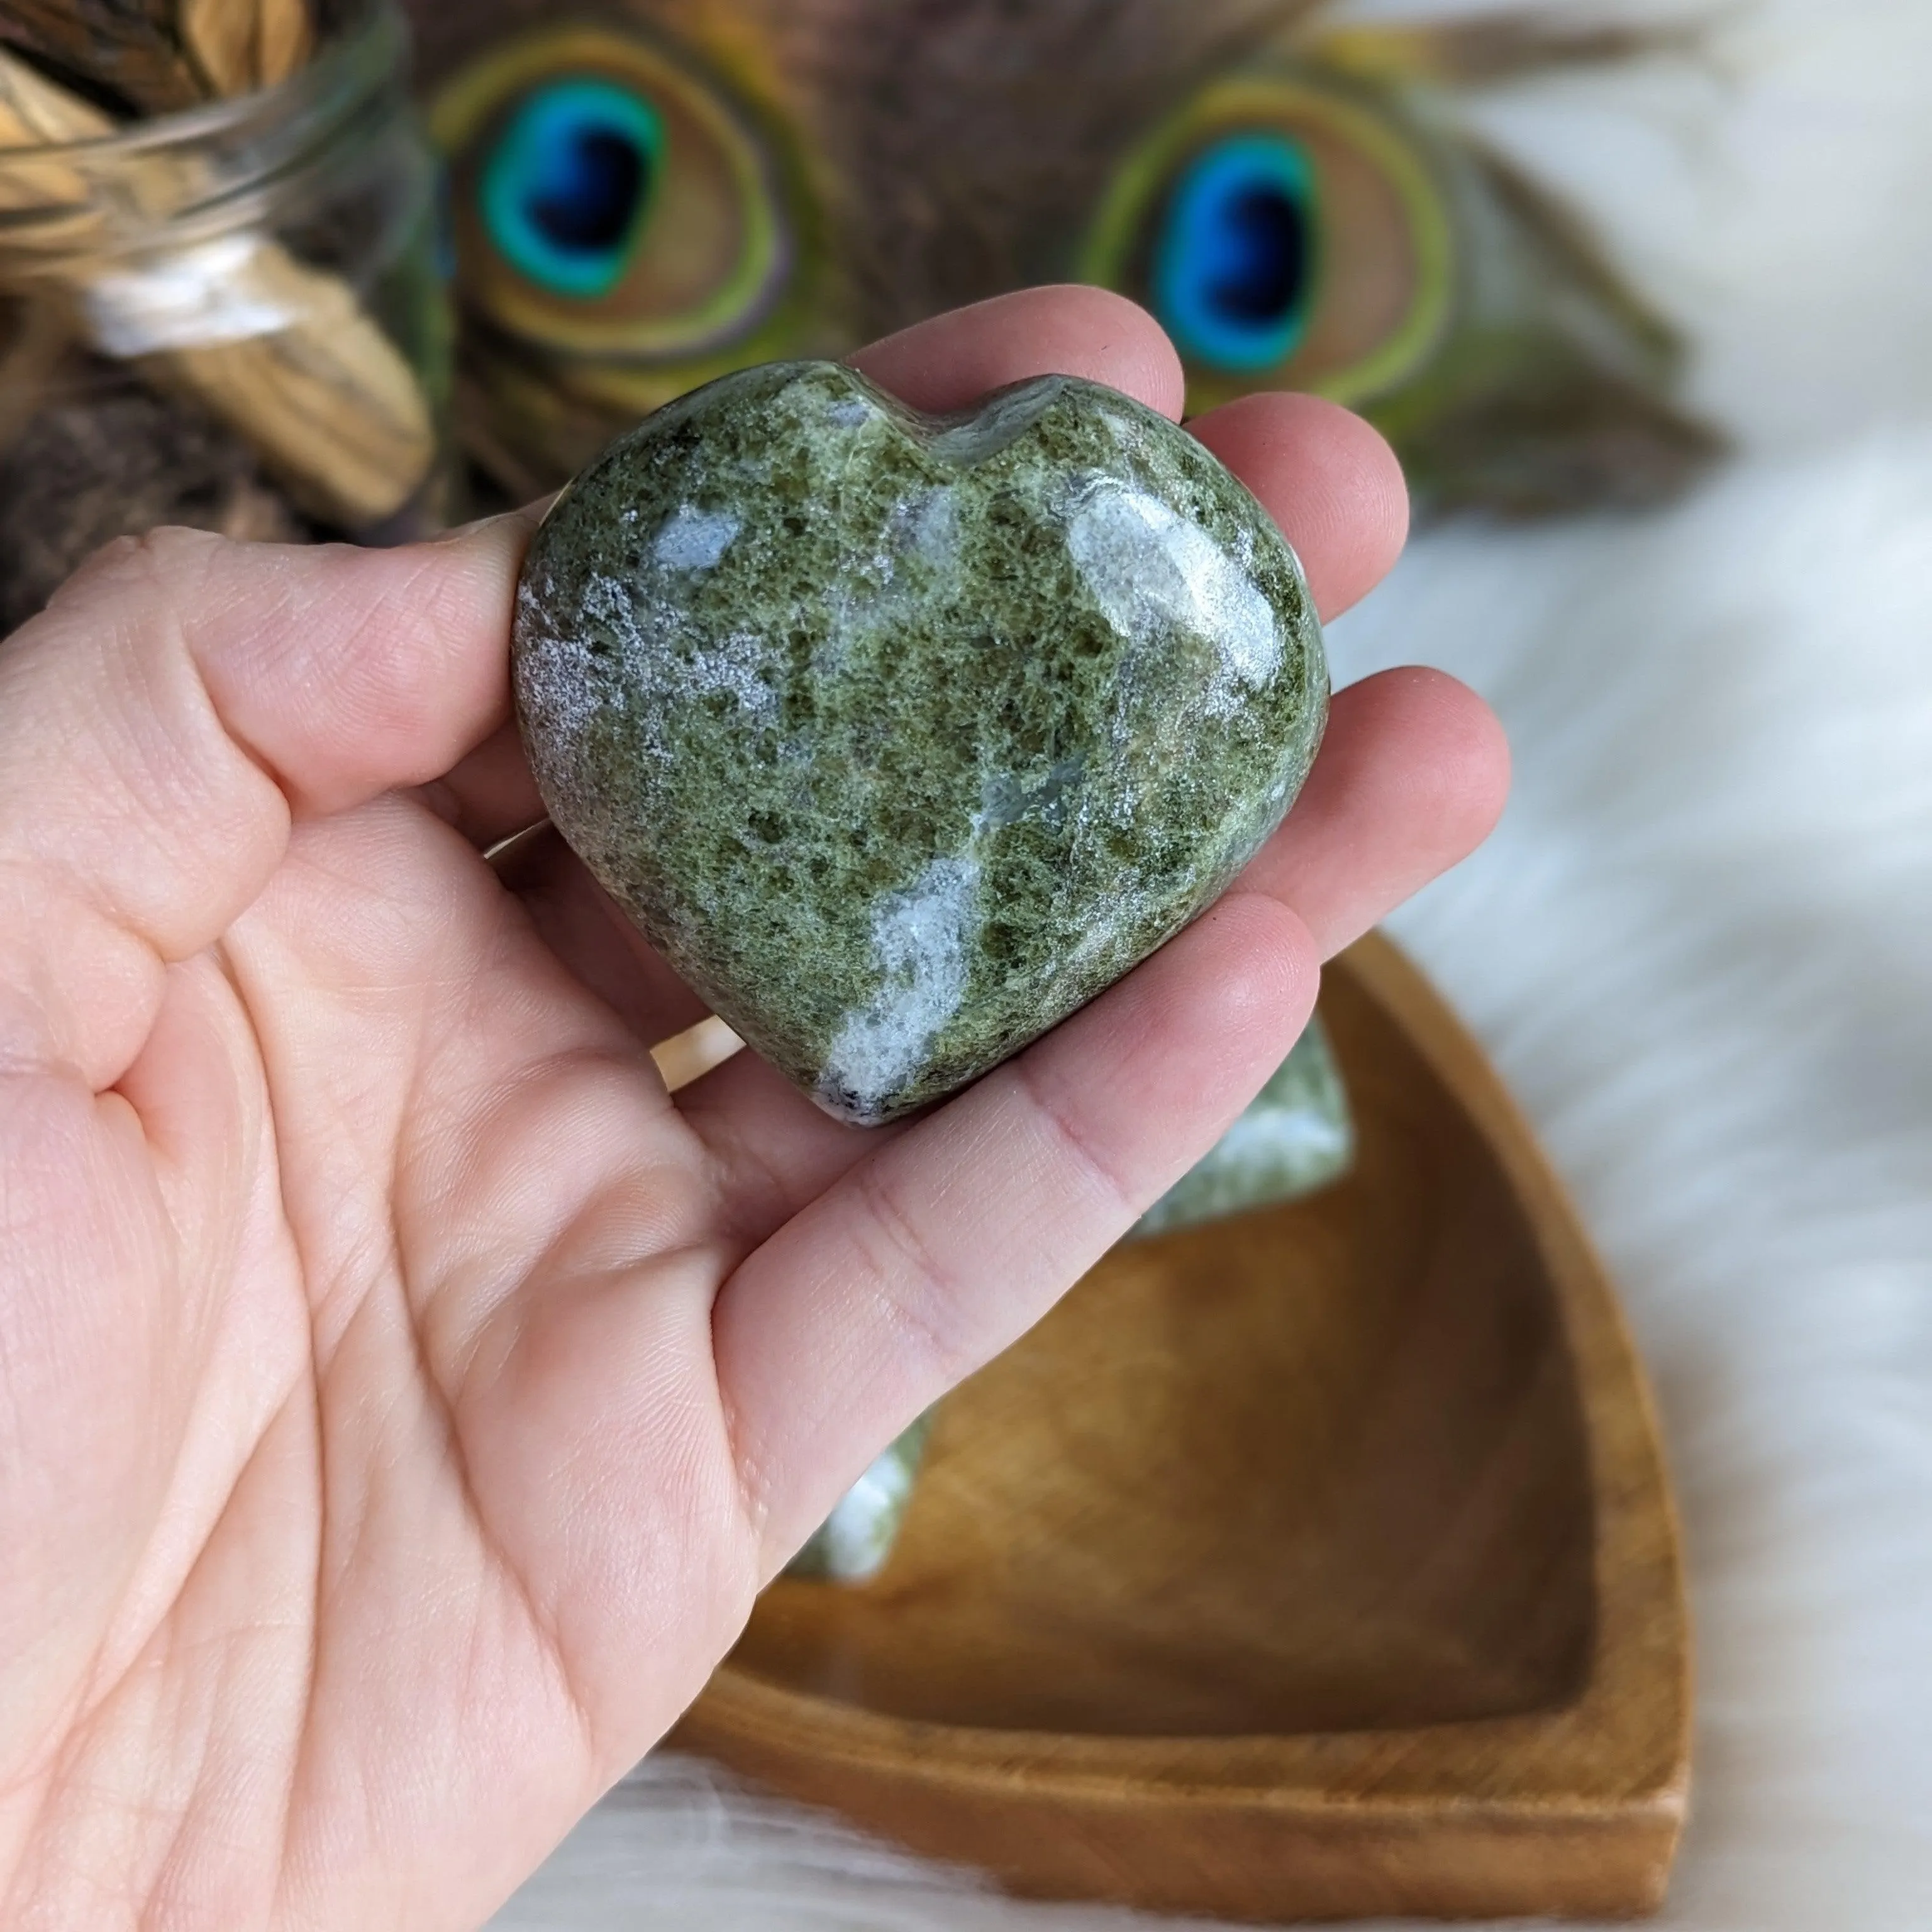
[0,291,1505,1931]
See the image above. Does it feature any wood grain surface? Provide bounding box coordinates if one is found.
[675,931,1690,1921]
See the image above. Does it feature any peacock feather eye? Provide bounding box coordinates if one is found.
[432,23,797,364]
[1152,133,1318,373]
[479,79,666,301]
[1082,74,1455,416]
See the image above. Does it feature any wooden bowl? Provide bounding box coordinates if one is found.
[675,931,1690,1921]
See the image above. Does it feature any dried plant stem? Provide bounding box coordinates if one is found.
[0,0,203,111]
[0,295,71,458]
[178,0,313,96]
[252,0,311,87]
[0,33,106,157]
[176,0,256,93]
[0,43,433,525]
[150,245,435,524]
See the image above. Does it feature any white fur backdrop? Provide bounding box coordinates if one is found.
[491,1,1932,1924]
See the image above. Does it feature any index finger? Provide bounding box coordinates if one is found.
[0,513,533,1085]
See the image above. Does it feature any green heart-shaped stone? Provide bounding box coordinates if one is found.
[513,362,1328,1124]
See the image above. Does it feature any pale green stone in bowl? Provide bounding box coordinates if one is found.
[1133,1017,1354,1239]
[785,1415,933,1583]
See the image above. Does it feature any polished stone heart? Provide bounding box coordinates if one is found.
[513,361,1328,1124]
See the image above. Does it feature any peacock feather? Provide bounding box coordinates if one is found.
[409,0,1723,509]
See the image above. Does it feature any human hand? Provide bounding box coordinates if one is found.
[0,288,1506,1931]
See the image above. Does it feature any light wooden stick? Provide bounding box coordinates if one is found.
[0,35,103,157]
[0,295,70,459]
[177,0,258,94]
[177,0,313,96]
[0,44,434,526]
[0,0,203,112]
[252,0,313,88]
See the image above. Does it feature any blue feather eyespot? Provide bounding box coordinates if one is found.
[1082,77,1455,417]
[480,80,665,300]
[434,25,802,365]
[1152,133,1318,372]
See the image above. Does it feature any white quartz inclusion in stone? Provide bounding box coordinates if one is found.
[1067,480,1280,708]
[652,504,741,572]
[819,857,982,1120]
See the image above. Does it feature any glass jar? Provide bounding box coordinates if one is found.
[0,0,455,633]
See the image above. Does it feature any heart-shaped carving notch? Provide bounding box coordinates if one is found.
[514,361,1328,1123]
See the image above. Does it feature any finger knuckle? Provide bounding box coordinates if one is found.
[852,1160,974,1384]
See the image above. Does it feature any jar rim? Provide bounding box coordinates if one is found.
[0,0,408,164]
